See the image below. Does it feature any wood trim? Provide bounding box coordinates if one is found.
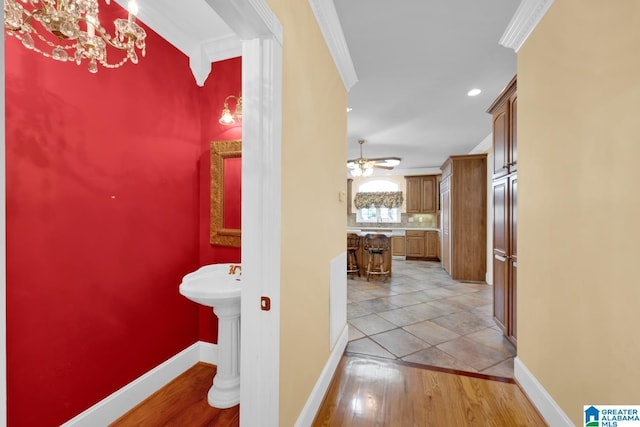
[210,140,242,247]
[344,352,516,384]
[486,75,517,114]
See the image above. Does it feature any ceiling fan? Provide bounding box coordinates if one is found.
[347,139,401,177]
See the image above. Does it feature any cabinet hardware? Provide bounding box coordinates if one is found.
[261,296,271,311]
[495,254,508,262]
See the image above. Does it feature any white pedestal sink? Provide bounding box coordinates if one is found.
[179,263,242,408]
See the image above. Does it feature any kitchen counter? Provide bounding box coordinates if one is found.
[347,227,440,236]
[348,227,441,262]
[347,232,394,278]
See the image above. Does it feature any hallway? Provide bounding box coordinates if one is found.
[347,260,516,377]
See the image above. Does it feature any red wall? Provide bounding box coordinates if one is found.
[5,3,241,425]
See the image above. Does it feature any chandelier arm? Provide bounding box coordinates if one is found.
[4,0,147,72]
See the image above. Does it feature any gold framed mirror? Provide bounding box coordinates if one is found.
[210,140,241,247]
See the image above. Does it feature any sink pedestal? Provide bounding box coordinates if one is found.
[178,263,242,409]
[208,300,241,408]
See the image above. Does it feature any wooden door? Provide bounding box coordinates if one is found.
[392,236,406,256]
[425,231,438,258]
[492,177,509,332]
[405,177,422,213]
[421,176,436,213]
[508,174,518,343]
[440,179,451,273]
[406,232,425,258]
[509,94,517,173]
[492,101,509,178]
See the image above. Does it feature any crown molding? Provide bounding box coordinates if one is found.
[116,1,282,86]
[307,0,359,91]
[499,0,555,52]
[206,0,283,45]
[190,35,242,86]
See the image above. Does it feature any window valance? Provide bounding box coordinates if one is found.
[354,191,404,209]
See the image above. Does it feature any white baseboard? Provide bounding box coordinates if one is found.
[294,325,348,427]
[61,341,218,426]
[514,357,573,427]
[199,340,218,365]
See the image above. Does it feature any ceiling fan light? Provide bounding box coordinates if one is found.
[362,166,373,177]
[350,167,362,177]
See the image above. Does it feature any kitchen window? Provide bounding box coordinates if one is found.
[355,179,403,223]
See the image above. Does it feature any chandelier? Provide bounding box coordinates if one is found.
[218,95,243,126]
[4,0,147,73]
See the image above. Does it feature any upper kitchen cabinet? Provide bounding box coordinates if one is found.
[405,175,438,213]
[439,154,487,282]
[487,76,517,178]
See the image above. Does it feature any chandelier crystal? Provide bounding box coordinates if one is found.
[4,0,147,73]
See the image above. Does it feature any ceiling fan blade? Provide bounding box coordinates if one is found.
[372,164,394,170]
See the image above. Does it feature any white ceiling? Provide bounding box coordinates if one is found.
[127,0,520,172]
[335,0,520,171]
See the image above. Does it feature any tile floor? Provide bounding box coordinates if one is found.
[347,259,516,377]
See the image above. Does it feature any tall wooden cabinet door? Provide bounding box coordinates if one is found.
[508,175,518,343]
[440,184,451,273]
[509,94,517,174]
[509,261,517,344]
[405,177,421,213]
[421,176,437,212]
[492,101,509,178]
[492,177,509,332]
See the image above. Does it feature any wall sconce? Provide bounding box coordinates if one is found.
[219,95,243,125]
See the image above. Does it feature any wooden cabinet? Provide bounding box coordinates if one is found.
[488,76,517,178]
[405,175,438,213]
[439,154,487,282]
[391,236,406,256]
[440,177,451,273]
[488,76,517,346]
[406,230,440,260]
[406,231,425,258]
[426,231,438,259]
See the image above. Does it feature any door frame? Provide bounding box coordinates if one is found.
[211,2,284,424]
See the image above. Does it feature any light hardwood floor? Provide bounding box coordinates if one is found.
[314,353,546,426]
[112,356,545,426]
[110,363,239,426]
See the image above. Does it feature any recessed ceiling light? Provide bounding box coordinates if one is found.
[467,88,482,97]
[346,107,353,112]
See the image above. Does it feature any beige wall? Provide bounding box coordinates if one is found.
[266,0,348,425]
[518,1,640,424]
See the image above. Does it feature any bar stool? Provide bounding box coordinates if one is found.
[347,233,361,277]
[364,234,390,282]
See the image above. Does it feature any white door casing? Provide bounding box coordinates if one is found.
[204,1,283,426]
